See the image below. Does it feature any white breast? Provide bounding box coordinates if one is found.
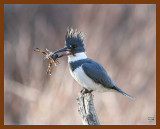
[69,66,110,92]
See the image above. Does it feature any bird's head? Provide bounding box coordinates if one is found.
[54,28,85,56]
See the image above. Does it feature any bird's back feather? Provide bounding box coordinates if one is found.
[82,59,116,88]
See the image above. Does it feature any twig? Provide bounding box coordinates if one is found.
[77,91,100,125]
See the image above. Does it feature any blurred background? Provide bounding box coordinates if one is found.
[4,4,156,125]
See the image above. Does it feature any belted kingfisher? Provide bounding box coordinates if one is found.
[54,28,134,99]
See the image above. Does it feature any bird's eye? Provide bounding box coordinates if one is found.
[72,45,76,48]
[70,45,76,49]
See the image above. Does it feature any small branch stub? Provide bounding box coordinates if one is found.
[77,91,100,125]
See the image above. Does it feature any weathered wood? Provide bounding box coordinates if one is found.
[77,92,100,125]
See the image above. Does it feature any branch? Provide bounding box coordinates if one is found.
[77,91,100,125]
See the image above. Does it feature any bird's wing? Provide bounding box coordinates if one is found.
[82,60,134,99]
[82,60,116,88]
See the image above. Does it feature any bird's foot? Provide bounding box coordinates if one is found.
[80,88,93,95]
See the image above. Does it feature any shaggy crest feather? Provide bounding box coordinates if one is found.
[65,27,85,46]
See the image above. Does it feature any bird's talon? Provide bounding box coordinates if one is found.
[80,88,92,95]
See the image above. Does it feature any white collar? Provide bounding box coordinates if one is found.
[68,52,87,63]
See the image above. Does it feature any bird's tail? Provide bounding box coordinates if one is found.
[113,86,135,100]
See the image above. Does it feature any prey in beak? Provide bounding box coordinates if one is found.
[34,48,60,75]
[34,47,71,75]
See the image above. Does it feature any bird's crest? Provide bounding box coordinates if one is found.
[65,27,85,46]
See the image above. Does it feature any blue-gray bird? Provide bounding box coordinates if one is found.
[54,28,134,99]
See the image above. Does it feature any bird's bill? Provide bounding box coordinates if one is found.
[54,47,71,54]
[54,47,71,57]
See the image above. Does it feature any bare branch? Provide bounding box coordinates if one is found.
[77,92,100,125]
